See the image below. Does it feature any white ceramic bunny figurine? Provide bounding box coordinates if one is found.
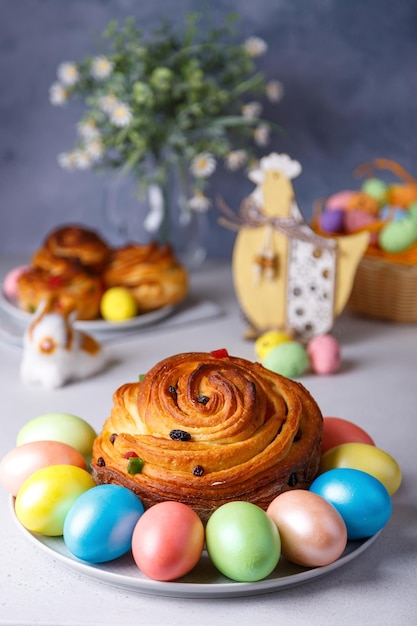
[20,300,107,389]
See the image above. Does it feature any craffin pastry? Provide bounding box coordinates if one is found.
[32,224,111,274]
[16,224,110,320]
[16,266,103,320]
[91,351,323,523]
[103,242,188,311]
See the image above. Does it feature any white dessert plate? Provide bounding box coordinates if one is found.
[0,284,175,332]
[10,499,380,598]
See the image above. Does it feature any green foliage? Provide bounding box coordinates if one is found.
[51,13,282,201]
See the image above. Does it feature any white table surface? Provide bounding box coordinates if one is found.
[0,258,416,626]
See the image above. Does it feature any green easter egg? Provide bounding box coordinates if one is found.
[262,341,309,378]
[408,201,417,221]
[361,178,388,204]
[378,217,417,253]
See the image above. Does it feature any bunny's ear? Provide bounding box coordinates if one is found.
[68,308,78,326]
[34,299,48,318]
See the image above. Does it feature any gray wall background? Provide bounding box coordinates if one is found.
[1,0,416,258]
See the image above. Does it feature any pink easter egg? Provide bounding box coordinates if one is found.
[343,210,379,245]
[325,191,355,211]
[307,334,341,375]
[343,209,377,234]
[3,265,30,300]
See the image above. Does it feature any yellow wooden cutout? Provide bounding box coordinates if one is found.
[231,153,369,338]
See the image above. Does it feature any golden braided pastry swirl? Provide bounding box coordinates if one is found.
[103,242,188,311]
[91,352,323,523]
[16,267,103,320]
[35,225,111,273]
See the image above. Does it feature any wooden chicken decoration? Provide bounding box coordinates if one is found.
[220,153,370,340]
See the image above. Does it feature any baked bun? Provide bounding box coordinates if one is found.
[16,266,103,320]
[33,225,110,274]
[91,351,323,523]
[103,242,188,311]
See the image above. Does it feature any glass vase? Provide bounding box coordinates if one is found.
[102,165,208,271]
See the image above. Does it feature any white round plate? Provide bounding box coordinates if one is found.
[11,499,379,598]
[0,284,175,332]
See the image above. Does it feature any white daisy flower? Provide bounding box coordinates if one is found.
[77,120,100,141]
[98,94,119,114]
[73,149,93,170]
[190,153,216,178]
[91,56,114,80]
[253,123,271,147]
[244,36,268,58]
[49,82,69,106]
[241,101,263,119]
[57,62,79,87]
[57,152,77,170]
[109,101,132,127]
[266,80,285,103]
[188,191,212,213]
[85,139,104,161]
[225,150,248,171]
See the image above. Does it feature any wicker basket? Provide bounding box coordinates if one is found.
[347,255,417,323]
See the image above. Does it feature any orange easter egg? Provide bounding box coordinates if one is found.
[386,184,417,208]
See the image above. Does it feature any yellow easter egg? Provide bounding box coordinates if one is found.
[320,442,402,496]
[255,330,292,360]
[100,287,138,322]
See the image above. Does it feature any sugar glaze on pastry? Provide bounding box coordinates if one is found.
[91,352,323,523]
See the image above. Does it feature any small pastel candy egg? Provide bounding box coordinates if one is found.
[325,190,355,211]
[64,484,144,563]
[379,205,408,222]
[266,490,347,567]
[408,201,417,220]
[255,330,292,361]
[100,287,138,322]
[343,210,379,245]
[322,417,375,454]
[206,501,281,582]
[378,217,417,253]
[16,413,97,463]
[361,178,388,205]
[131,501,205,581]
[307,334,341,375]
[343,209,378,234]
[320,442,402,495]
[263,341,309,378]
[387,183,417,208]
[3,265,30,300]
[15,464,96,536]
[310,468,392,540]
[0,440,86,497]
[319,209,345,233]
[346,191,379,215]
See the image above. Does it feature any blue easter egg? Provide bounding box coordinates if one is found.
[309,468,392,540]
[63,484,144,562]
[379,205,408,222]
